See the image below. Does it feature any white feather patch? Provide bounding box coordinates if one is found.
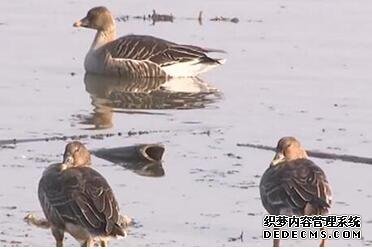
[161,58,224,77]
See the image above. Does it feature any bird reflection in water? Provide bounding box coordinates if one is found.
[76,73,221,130]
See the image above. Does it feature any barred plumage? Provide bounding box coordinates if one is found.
[259,137,332,247]
[74,6,225,78]
[38,142,127,246]
[260,159,332,216]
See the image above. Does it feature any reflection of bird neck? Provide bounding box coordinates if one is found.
[92,99,113,129]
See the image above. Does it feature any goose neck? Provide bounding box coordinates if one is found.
[90,27,116,50]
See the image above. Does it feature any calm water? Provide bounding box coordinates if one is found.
[0,0,371,246]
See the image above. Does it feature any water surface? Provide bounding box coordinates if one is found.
[0,0,371,246]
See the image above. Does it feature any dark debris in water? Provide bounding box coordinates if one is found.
[191,168,258,189]
[232,163,242,167]
[129,219,143,229]
[10,240,22,245]
[2,164,24,168]
[228,231,244,242]
[114,10,258,25]
[226,170,239,175]
[1,206,17,210]
[0,145,16,150]
[364,240,372,246]
[327,146,341,151]
[229,181,257,189]
[192,130,211,136]
[200,213,220,218]
[225,152,242,159]
[150,10,174,22]
[116,9,174,25]
[26,156,54,164]
[210,16,239,23]
[247,19,263,23]
[191,129,223,137]
[185,221,210,230]
[194,225,210,230]
[335,201,350,206]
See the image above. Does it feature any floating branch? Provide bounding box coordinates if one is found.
[228,231,244,242]
[210,16,239,23]
[116,9,174,24]
[116,10,242,25]
[237,143,372,165]
[0,130,170,147]
[0,128,220,147]
[116,15,130,22]
[151,10,174,23]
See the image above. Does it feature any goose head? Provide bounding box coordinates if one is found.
[73,6,115,32]
[270,136,308,166]
[62,141,92,168]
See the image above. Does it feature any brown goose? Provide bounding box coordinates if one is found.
[38,141,127,246]
[73,6,225,78]
[259,137,332,247]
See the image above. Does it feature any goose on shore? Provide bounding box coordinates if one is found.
[38,141,128,246]
[73,6,226,78]
[259,137,332,247]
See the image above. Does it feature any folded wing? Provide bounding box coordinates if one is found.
[260,159,332,215]
[38,165,124,237]
[106,35,223,67]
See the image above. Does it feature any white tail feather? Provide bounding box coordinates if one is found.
[161,58,225,77]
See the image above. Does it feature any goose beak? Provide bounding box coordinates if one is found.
[63,153,74,166]
[73,21,81,27]
[73,17,89,27]
[270,152,285,167]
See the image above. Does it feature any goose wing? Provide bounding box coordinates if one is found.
[260,159,332,215]
[105,35,223,66]
[38,164,124,236]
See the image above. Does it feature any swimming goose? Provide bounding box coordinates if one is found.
[73,6,225,78]
[38,141,127,246]
[259,137,332,247]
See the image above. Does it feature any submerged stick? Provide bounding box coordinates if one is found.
[0,130,169,146]
[0,128,219,147]
[237,143,372,165]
